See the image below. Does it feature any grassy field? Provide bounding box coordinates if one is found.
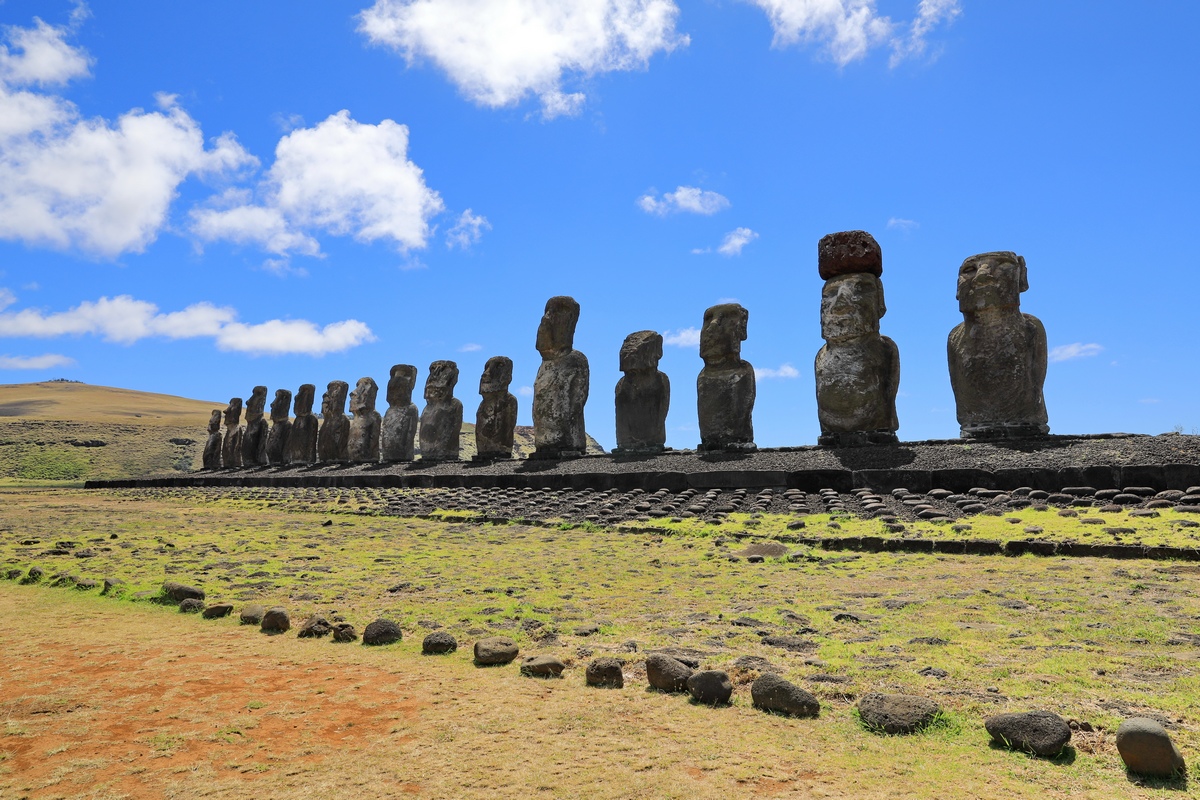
[1,487,1198,798]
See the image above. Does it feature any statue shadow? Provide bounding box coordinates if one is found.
[696,451,756,464]
[986,741,1077,766]
[825,445,918,470]
[1125,769,1189,791]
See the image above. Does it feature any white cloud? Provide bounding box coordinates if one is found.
[518,385,534,398]
[749,0,960,66]
[458,342,483,352]
[638,186,730,216]
[663,327,700,347]
[191,110,444,260]
[0,290,373,356]
[445,209,491,249]
[755,363,800,380]
[886,217,918,231]
[358,0,688,118]
[0,16,256,258]
[0,353,75,370]
[1049,343,1103,363]
[690,247,710,255]
[717,227,758,256]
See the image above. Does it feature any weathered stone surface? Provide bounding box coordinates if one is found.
[332,623,358,642]
[520,654,566,677]
[265,389,292,465]
[260,607,291,634]
[697,303,755,452]
[985,710,1071,756]
[202,409,222,469]
[475,356,517,459]
[178,597,204,613]
[419,361,463,461]
[586,657,624,688]
[363,618,403,645]
[948,252,1049,439]
[818,230,883,280]
[221,398,243,468]
[317,381,350,463]
[474,636,519,665]
[1116,717,1186,776]
[20,566,44,584]
[751,673,820,718]
[298,615,333,638]
[241,386,269,466]
[857,693,941,734]
[646,653,693,693]
[162,581,204,602]
[348,377,381,462]
[284,384,318,465]
[381,365,419,462]
[422,631,457,654]
[614,330,669,454]
[239,604,265,625]
[533,296,589,458]
[815,237,899,447]
[202,603,233,619]
[686,669,733,705]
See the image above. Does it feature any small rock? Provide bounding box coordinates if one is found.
[646,653,693,693]
[686,670,733,705]
[202,603,233,619]
[985,710,1071,757]
[332,623,358,643]
[1116,717,1186,777]
[298,615,333,639]
[474,636,519,665]
[909,636,948,646]
[857,693,941,734]
[362,618,403,645]
[751,673,819,718]
[520,655,566,678]
[918,667,949,679]
[586,657,625,688]
[573,623,600,637]
[240,604,265,625]
[162,581,204,603]
[260,607,290,634]
[422,631,458,654]
[178,598,204,614]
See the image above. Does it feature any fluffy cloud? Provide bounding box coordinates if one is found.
[755,363,800,379]
[458,342,483,352]
[1049,343,1103,363]
[638,186,730,216]
[0,291,374,356]
[663,327,700,347]
[0,16,255,258]
[191,110,444,261]
[748,0,960,66]
[0,353,75,370]
[886,217,918,231]
[446,209,491,249]
[718,227,759,256]
[358,0,688,118]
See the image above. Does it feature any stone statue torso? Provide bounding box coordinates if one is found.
[948,313,1048,434]
[615,371,669,451]
[318,416,350,463]
[476,393,517,457]
[697,360,755,448]
[382,404,418,461]
[286,416,317,464]
[815,335,899,434]
[419,398,463,461]
[533,349,589,452]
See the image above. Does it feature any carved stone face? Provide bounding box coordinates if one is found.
[223,398,242,427]
[619,330,663,372]
[700,303,748,364]
[536,296,580,358]
[957,251,1027,313]
[323,381,348,416]
[350,377,378,414]
[479,356,513,394]
[208,409,222,433]
[820,274,884,343]
[294,384,315,416]
[270,389,292,421]
[246,386,267,414]
[387,365,418,406]
[425,360,459,403]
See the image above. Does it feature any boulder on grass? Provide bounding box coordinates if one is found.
[332,623,358,643]
[474,636,519,666]
[178,598,205,614]
[363,618,403,645]
[520,655,566,678]
[162,581,204,603]
[857,693,940,734]
[1116,717,1186,777]
[985,710,1071,757]
[240,604,265,625]
[260,607,290,634]
[422,631,457,655]
[751,673,820,718]
[646,653,692,693]
[298,615,334,638]
[203,603,234,620]
[586,657,624,688]
[686,670,733,705]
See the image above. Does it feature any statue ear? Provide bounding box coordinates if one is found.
[1017,255,1029,293]
[876,279,887,319]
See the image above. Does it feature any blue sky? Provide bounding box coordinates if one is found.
[0,0,1196,450]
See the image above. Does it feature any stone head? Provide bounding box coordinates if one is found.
[820,273,885,343]
[536,295,580,358]
[350,377,378,415]
[425,360,459,403]
[619,330,663,372]
[387,364,418,406]
[246,385,267,414]
[479,356,513,395]
[207,409,222,434]
[323,381,348,417]
[700,303,749,365]
[818,230,882,281]
[294,384,315,416]
[957,251,1027,313]
[270,389,292,422]
[223,398,243,427]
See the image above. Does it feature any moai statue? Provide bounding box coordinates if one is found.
[381,365,419,462]
[284,384,318,465]
[419,360,463,461]
[241,385,269,466]
[948,251,1049,439]
[202,410,222,470]
[814,231,900,447]
[532,296,589,459]
[475,356,518,460]
[221,398,243,468]
[697,303,756,452]
[614,330,670,454]
[348,377,381,462]
[317,380,350,463]
[265,388,292,465]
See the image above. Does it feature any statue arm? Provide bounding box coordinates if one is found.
[883,336,901,431]
[947,325,963,398]
[1026,314,1048,390]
